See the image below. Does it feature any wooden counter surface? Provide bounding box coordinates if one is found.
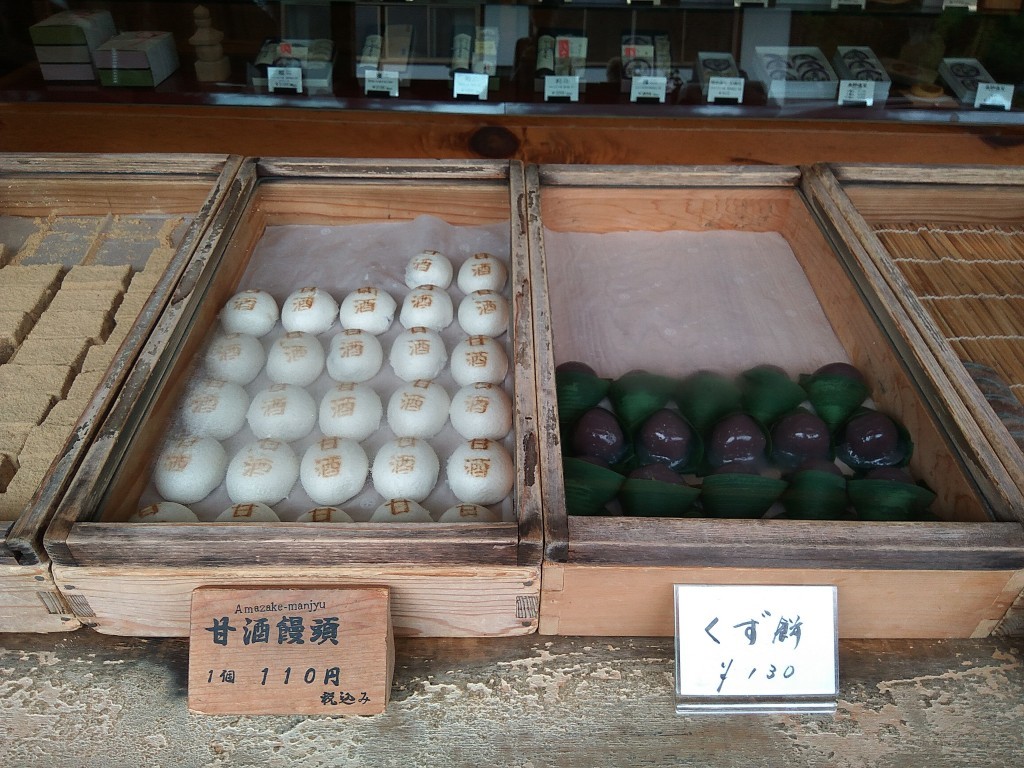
[3,102,1024,166]
[1,630,1021,765]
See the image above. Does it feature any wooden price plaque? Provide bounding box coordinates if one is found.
[188,586,394,715]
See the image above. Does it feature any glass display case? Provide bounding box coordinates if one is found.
[1,0,1022,123]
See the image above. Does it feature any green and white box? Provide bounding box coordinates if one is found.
[95,31,180,87]
[30,9,116,81]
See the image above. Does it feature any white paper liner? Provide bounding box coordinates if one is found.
[137,215,515,523]
[543,228,850,378]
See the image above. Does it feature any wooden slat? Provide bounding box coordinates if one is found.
[831,164,1024,187]
[841,184,1024,225]
[255,181,510,227]
[539,563,1024,638]
[567,517,1024,570]
[0,178,220,216]
[62,522,521,567]
[537,164,802,188]
[256,158,512,181]
[507,162,544,566]
[53,564,540,638]
[0,152,230,177]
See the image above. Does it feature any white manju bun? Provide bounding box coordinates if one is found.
[389,327,447,382]
[326,329,384,382]
[225,439,299,505]
[371,437,439,502]
[457,252,507,294]
[399,285,454,331]
[247,384,317,442]
[203,332,265,385]
[318,382,382,442]
[180,378,249,441]
[449,335,508,386]
[281,286,338,334]
[129,501,199,523]
[215,502,280,523]
[296,506,355,523]
[438,503,500,523]
[153,436,227,505]
[446,438,514,506]
[387,380,450,438]
[369,498,433,523]
[265,331,325,386]
[220,289,279,337]
[338,286,397,335]
[449,382,512,440]
[457,290,509,337]
[404,250,453,290]
[300,436,369,506]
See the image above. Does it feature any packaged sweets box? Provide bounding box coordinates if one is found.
[250,39,335,94]
[95,31,180,87]
[29,10,115,82]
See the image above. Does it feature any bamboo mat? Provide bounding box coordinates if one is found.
[873,223,1024,409]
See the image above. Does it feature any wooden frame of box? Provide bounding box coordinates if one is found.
[527,164,1024,639]
[0,152,240,632]
[44,158,543,638]
[804,164,1024,561]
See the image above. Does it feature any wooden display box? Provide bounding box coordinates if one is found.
[805,165,1024,551]
[528,165,1024,639]
[0,153,239,632]
[44,159,543,638]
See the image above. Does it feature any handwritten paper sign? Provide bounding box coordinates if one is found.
[365,69,400,97]
[674,584,838,714]
[545,75,580,102]
[453,72,489,100]
[630,75,667,103]
[838,80,874,107]
[974,83,1013,111]
[267,66,302,94]
[188,586,394,715]
[707,76,744,104]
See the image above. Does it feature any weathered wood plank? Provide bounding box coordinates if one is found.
[52,564,540,638]
[540,563,1024,638]
[566,517,1024,570]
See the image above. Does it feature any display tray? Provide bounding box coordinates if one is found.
[528,164,1024,639]
[806,164,1024,525]
[44,158,542,638]
[0,152,239,632]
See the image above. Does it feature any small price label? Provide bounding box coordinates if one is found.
[364,69,400,97]
[838,79,874,107]
[942,0,977,9]
[707,76,744,104]
[544,75,580,102]
[188,586,394,715]
[830,0,866,8]
[453,71,489,100]
[674,584,838,714]
[974,82,1013,111]
[267,66,302,94]
[630,75,667,103]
